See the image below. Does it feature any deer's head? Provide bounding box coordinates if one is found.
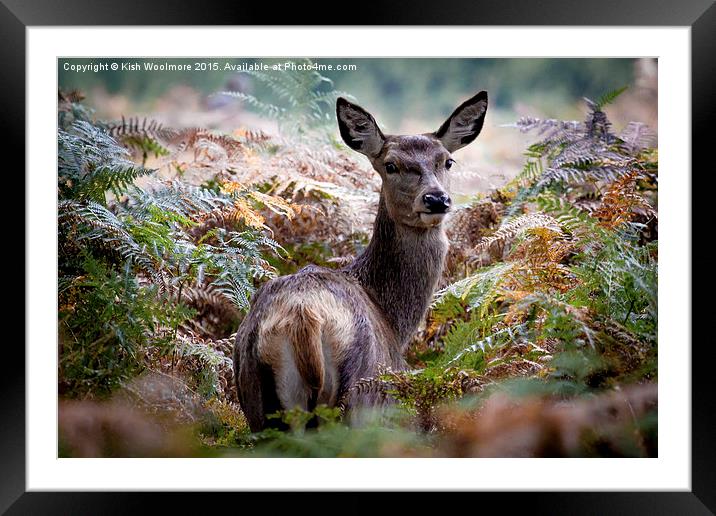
[337,91,488,229]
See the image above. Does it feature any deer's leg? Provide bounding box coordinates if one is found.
[235,326,288,432]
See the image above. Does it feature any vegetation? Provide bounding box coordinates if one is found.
[57,70,657,458]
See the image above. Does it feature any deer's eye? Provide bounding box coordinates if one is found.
[385,163,398,174]
[445,158,455,170]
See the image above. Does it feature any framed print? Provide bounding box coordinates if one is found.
[6,0,714,512]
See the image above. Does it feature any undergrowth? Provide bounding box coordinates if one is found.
[416,89,657,399]
[57,79,658,458]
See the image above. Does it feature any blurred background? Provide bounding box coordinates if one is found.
[59,57,657,194]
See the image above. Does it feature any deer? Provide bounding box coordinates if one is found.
[233,91,488,431]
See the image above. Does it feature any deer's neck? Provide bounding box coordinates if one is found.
[346,195,448,347]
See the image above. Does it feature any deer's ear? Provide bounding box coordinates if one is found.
[336,97,385,158]
[434,91,488,152]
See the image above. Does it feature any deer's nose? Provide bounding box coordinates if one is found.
[423,192,451,214]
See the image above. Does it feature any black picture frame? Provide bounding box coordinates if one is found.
[4,0,713,513]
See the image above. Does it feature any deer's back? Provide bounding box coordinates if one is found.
[233,265,403,430]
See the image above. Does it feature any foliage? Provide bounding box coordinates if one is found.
[59,120,154,204]
[502,87,656,215]
[217,58,354,138]
[57,77,379,454]
[106,116,175,164]
[244,419,432,458]
[378,367,480,431]
[57,92,290,398]
[58,83,658,458]
[415,91,658,405]
[340,90,660,454]
[59,256,192,395]
[198,397,250,448]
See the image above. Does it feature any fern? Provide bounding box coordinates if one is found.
[592,171,656,229]
[59,256,193,395]
[619,122,656,154]
[107,116,179,142]
[428,91,657,398]
[192,228,283,310]
[594,85,628,110]
[59,200,161,284]
[218,91,287,120]
[433,262,513,318]
[58,94,293,400]
[169,128,244,157]
[59,121,153,203]
[475,212,562,253]
[442,321,532,369]
[127,180,233,219]
[176,334,233,398]
[506,93,650,198]
[216,59,354,137]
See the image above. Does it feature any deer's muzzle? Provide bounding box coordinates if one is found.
[422,192,451,214]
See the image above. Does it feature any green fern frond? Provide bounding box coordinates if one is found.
[433,262,514,317]
[216,91,286,120]
[126,181,233,219]
[593,85,628,110]
[59,121,154,203]
[191,228,282,311]
[59,200,165,286]
[442,322,531,369]
[216,60,354,137]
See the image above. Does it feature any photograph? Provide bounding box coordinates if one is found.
[56,56,660,459]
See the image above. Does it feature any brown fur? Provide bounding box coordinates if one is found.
[256,289,355,409]
[288,305,324,392]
